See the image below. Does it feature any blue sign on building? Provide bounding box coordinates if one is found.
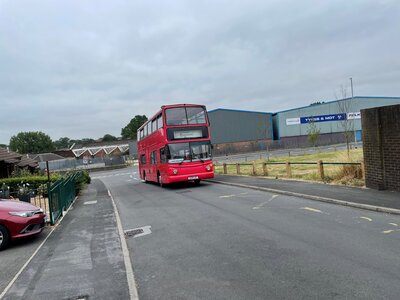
[300,113,347,124]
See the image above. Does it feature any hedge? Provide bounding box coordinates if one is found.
[0,175,61,192]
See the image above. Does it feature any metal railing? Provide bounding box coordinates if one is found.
[1,172,83,225]
[48,172,82,225]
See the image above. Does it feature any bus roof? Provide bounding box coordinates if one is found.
[138,104,207,131]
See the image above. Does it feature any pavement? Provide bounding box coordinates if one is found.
[209,174,400,214]
[1,179,130,300]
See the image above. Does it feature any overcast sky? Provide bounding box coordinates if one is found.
[1,0,399,144]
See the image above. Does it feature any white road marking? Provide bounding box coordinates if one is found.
[252,195,278,210]
[389,223,398,227]
[359,216,372,222]
[84,200,97,205]
[219,194,236,198]
[383,230,394,234]
[133,178,139,181]
[301,207,322,213]
[92,172,134,179]
[108,190,139,300]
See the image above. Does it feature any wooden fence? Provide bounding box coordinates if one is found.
[217,161,365,181]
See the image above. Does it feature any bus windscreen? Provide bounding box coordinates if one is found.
[167,141,211,163]
[165,107,206,126]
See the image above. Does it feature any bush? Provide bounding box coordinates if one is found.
[0,175,61,195]
[75,170,91,193]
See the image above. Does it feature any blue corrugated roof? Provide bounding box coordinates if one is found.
[208,108,272,115]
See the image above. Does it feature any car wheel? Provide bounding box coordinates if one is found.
[0,224,10,251]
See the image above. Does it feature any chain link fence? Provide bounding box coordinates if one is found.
[38,156,127,172]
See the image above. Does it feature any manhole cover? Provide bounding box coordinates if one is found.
[125,228,144,238]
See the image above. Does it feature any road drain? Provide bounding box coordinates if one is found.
[66,295,89,300]
[125,228,144,238]
[124,226,152,239]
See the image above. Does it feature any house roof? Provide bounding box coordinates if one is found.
[0,148,22,164]
[31,153,65,162]
[70,139,133,150]
[17,156,39,168]
[72,144,129,157]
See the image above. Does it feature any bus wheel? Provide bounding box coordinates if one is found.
[143,171,148,183]
[157,172,163,188]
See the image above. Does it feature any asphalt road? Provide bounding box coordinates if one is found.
[95,167,400,300]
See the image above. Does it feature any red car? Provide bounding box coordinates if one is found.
[0,199,46,250]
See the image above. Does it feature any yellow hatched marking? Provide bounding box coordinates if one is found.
[301,207,322,213]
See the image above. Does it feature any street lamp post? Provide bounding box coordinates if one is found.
[350,77,356,143]
[350,77,354,98]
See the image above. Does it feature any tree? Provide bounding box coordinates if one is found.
[53,137,71,149]
[336,85,354,158]
[307,118,320,148]
[121,115,148,140]
[102,134,118,142]
[70,138,95,146]
[9,131,55,154]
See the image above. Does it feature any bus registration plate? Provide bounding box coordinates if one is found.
[188,176,199,180]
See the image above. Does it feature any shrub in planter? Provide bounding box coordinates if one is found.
[37,184,49,198]
[0,183,10,199]
[17,182,33,203]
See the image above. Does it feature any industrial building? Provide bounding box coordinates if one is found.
[208,109,273,155]
[208,96,400,153]
[273,96,400,148]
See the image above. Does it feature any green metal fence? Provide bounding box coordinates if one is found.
[48,172,82,225]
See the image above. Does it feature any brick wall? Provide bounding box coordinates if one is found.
[361,104,400,191]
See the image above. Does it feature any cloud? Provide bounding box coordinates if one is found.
[1,0,399,143]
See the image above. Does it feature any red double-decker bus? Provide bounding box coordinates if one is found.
[137,104,214,186]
